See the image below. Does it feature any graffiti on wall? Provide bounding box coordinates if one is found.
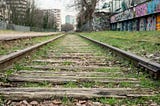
[148,0,160,14]
[146,16,156,31]
[156,15,160,31]
[132,20,139,31]
[111,0,160,23]
[148,1,155,14]
[111,9,134,23]
[110,0,160,31]
[135,3,147,17]
[157,0,160,12]
[139,18,147,31]
[128,21,133,31]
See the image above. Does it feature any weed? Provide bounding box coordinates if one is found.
[81,82,96,88]
[13,64,24,71]
[105,83,115,88]
[99,97,117,105]
[96,68,119,72]
[63,61,73,65]
[0,96,5,105]
[61,96,74,105]
[120,82,133,88]
[5,69,14,76]
[64,82,78,88]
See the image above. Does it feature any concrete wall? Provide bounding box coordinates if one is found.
[110,0,160,31]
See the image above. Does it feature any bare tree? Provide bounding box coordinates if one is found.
[32,9,44,28]
[25,0,36,26]
[73,0,101,31]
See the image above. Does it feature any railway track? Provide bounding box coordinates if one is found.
[79,34,160,79]
[0,34,160,105]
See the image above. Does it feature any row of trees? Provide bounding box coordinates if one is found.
[8,0,108,31]
[9,0,57,31]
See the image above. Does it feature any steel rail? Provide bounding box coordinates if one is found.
[0,34,64,71]
[79,34,160,79]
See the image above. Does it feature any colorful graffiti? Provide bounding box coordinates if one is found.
[110,0,160,31]
[132,20,139,31]
[156,15,160,31]
[111,0,160,23]
[111,9,134,23]
[148,0,160,14]
[128,21,133,31]
[111,16,115,23]
[147,16,156,31]
[135,3,148,17]
[139,18,147,31]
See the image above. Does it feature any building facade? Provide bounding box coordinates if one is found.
[110,0,160,31]
[6,0,27,16]
[65,15,75,25]
[53,9,61,31]
[2,0,28,24]
[0,0,10,22]
[43,9,61,31]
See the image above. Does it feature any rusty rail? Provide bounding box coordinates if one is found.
[79,34,160,79]
[0,34,64,71]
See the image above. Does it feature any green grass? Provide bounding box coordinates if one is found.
[61,96,74,106]
[22,82,53,87]
[80,31,160,61]
[64,82,78,88]
[96,67,120,72]
[0,35,58,55]
[63,61,73,65]
[0,34,159,105]
[94,94,160,105]
[99,97,117,105]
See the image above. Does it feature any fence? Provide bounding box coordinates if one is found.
[0,21,57,32]
[0,21,30,32]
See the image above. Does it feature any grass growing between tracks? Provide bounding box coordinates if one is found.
[0,34,59,56]
[81,31,160,63]
[22,82,53,87]
[1,34,160,105]
[96,95,160,105]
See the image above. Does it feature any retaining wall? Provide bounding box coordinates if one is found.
[110,0,160,31]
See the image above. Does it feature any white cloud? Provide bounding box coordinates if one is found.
[36,0,62,9]
[36,0,77,24]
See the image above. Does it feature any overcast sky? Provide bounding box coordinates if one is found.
[36,0,111,24]
[36,0,77,24]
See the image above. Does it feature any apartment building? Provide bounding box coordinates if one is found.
[6,0,27,15]
[43,9,61,31]
[53,9,61,31]
[65,15,75,25]
[0,0,10,22]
